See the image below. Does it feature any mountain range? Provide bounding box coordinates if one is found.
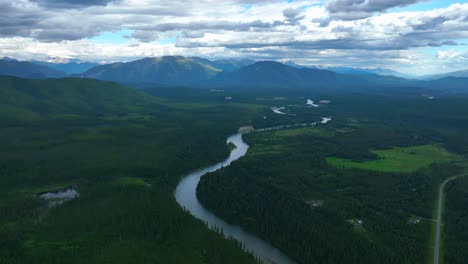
[211,61,360,89]
[0,58,66,79]
[32,58,99,74]
[423,69,468,80]
[190,57,255,72]
[77,56,222,86]
[1,56,467,93]
[77,57,389,89]
[282,61,414,78]
[325,67,414,79]
[72,56,418,90]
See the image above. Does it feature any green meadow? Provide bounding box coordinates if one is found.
[327,144,461,173]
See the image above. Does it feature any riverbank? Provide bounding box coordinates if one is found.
[175,133,295,264]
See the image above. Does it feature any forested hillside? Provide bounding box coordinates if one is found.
[0,76,260,264]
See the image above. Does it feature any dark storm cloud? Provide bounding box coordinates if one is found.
[413,16,450,30]
[283,8,305,25]
[183,31,207,39]
[232,47,410,66]
[0,2,44,38]
[325,0,430,20]
[441,40,458,46]
[130,31,160,42]
[137,20,283,32]
[0,0,286,42]
[176,37,381,50]
[30,0,118,8]
[177,25,467,51]
[32,28,102,42]
[131,18,286,42]
[399,30,468,47]
[0,7,115,42]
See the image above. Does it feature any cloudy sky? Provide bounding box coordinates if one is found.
[1,0,467,75]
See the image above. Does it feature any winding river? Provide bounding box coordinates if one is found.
[175,118,332,263]
[175,133,295,264]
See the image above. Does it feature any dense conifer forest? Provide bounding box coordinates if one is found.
[198,94,468,263]
[1,76,468,264]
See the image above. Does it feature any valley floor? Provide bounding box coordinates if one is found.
[2,76,468,264]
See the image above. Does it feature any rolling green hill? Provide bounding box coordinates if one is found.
[212,61,363,89]
[0,76,260,264]
[0,59,66,79]
[0,76,159,124]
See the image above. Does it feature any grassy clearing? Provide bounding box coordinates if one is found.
[273,127,330,138]
[114,177,148,187]
[247,144,289,157]
[327,144,461,173]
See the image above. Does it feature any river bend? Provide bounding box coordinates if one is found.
[175,133,295,264]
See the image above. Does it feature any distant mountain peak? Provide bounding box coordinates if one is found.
[0,59,66,79]
[29,58,100,74]
[424,68,468,80]
[36,56,99,65]
[282,61,307,68]
[254,60,283,65]
[323,66,413,79]
[246,61,291,70]
[1,57,18,62]
[190,56,256,72]
[44,57,72,64]
[212,60,357,88]
[144,55,188,62]
[80,55,221,85]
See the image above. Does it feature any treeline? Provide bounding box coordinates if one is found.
[322,94,468,155]
[444,176,468,264]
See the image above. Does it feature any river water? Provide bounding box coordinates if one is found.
[175,133,296,264]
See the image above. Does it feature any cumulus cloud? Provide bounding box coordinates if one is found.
[0,0,295,41]
[129,30,160,42]
[0,0,467,74]
[437,49,467,60]
[175,4,468,53]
